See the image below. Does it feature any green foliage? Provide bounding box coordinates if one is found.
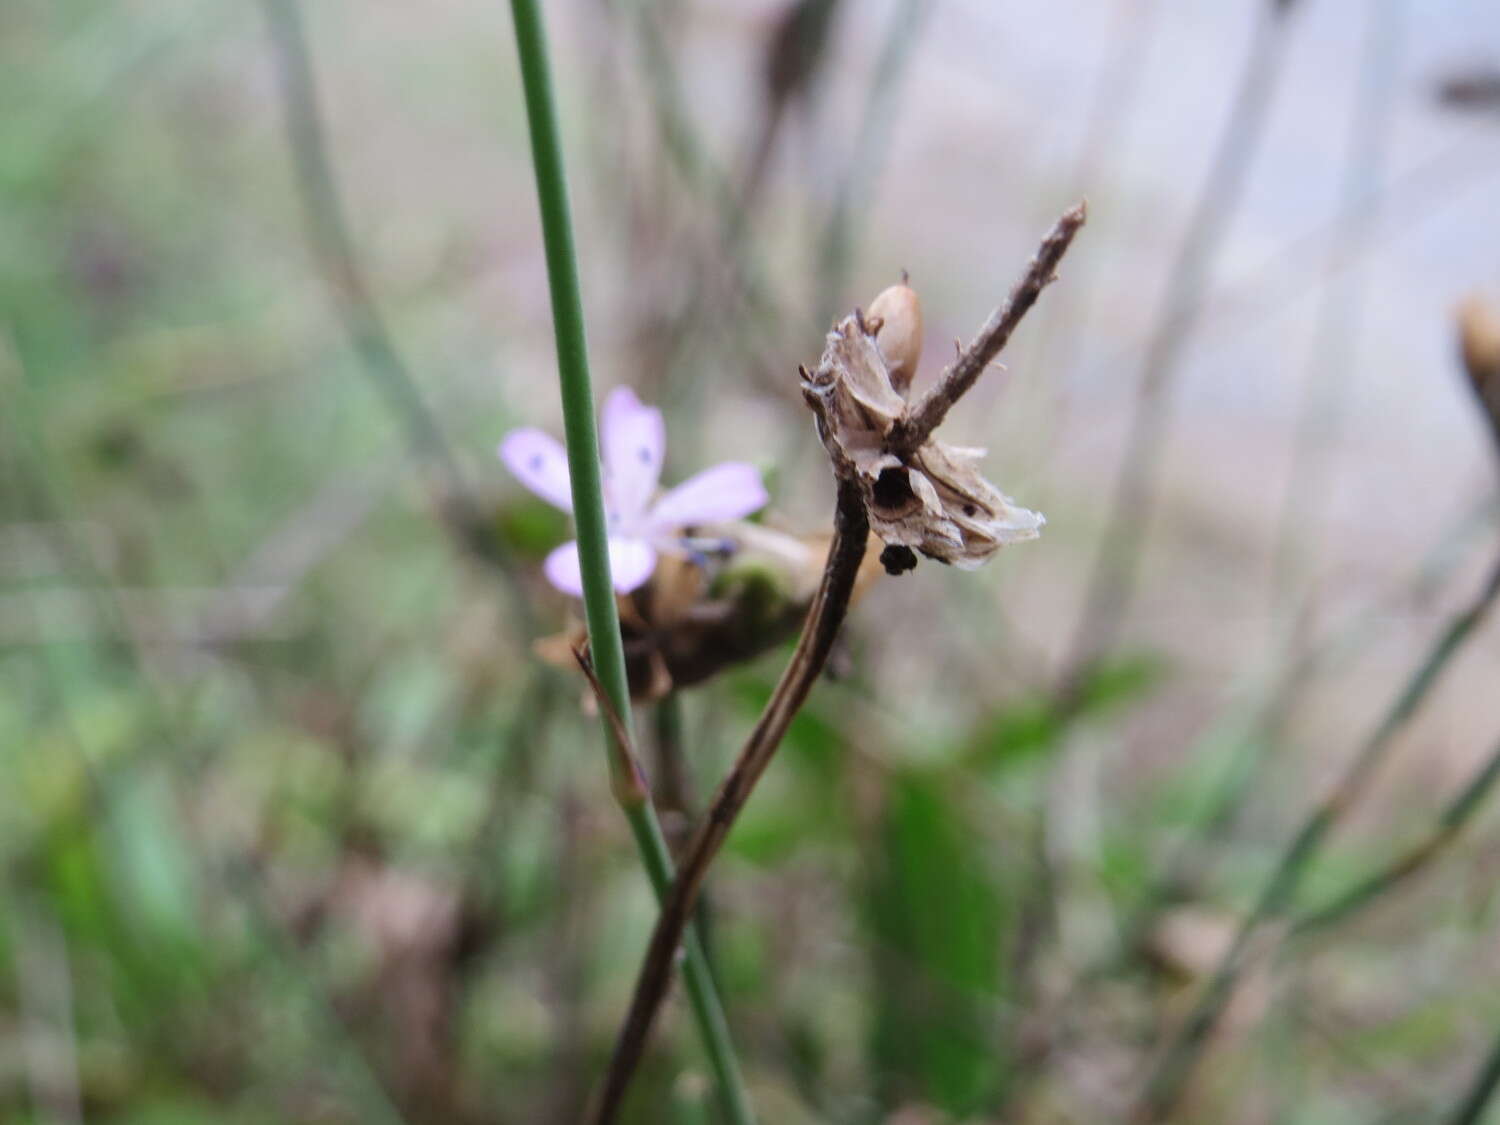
[865,768,1011,1115]
[965,651,1164,773]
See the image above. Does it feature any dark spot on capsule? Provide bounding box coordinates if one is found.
[530,455,544,471]
[871,466,915,513]
[879,544,919,576]
[639,447,652,464]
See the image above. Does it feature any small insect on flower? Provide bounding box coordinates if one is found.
[499,387,769,596]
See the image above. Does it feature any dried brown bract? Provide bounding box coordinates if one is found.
[801,307,1044,570]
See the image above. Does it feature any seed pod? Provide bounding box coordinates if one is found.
[1458,294,1500,452]
[802,310,1044,571]
[867,281,924,396]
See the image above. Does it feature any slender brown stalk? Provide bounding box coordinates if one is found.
[886,202,1088,456]
[572,646,650,809]
[653,694,698,856]
[1133,545,1500,1123]
[588,478,869,1125]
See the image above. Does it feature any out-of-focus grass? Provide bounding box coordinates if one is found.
[5,1,1500,1123]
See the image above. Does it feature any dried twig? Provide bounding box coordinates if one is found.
[590,204,1086,1122]
[572,644,651,808]
[886,202,1087,456]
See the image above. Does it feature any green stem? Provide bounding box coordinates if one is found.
[1289,728,1500,938]
[505,4,754,1122]
[1135,546,1500,1122]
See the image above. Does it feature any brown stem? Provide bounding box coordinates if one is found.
[588,478,869,1124]
[886,202,1087,456]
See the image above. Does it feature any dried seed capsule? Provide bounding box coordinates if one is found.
[867,281,924,397]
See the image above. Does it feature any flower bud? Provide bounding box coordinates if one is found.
[1458,294,1500,452]
[867,281,924,396]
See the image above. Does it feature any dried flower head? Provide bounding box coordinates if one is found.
[801,300,1043,571]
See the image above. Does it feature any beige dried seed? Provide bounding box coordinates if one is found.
[867,281,924,396]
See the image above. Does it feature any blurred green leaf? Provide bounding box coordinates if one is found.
[865,768,1009,1114]
[104,768,202,957]
[965,695,1061,772]
[495,496,570,560]
[965,650,1164,774]
[1071,652,1165,716]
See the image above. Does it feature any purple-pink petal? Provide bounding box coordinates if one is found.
[499,428,573,512]
[648,462,768,531]
[601,386,665,519]
[542,537,658,596]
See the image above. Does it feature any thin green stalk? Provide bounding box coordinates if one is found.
[1290,728,1500,938]
[1062,0,1296,679]
[1270,0,1405,607]
[263,0,502,570]
[504,3,754,1121]
[814,0,931,328]
[1134,546,1500,1122]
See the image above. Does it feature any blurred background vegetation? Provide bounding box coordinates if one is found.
[5,0,1500,1121]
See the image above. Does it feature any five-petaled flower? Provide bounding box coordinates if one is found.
[500,388,769,596]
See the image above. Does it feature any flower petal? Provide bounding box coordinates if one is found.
[648,462,768,531]
[499,428,573,512]
[607,537,658,592]
[543,540,586,595]
[542,537,658,596]
[602,387,665,518]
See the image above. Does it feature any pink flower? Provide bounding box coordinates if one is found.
[499,388,769,596]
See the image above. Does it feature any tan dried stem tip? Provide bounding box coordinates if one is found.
[1459,295,1500,449]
